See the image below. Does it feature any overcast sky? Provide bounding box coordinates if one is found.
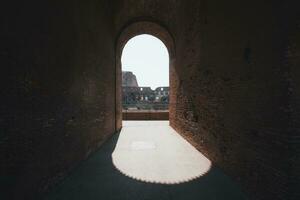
[121,34,169,90]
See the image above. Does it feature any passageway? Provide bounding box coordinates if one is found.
[1,1,298,199]
[44,121,246,200]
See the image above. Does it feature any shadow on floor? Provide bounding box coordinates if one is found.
[43,133,248,200]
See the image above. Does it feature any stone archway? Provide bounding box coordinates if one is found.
[115,21,177,130]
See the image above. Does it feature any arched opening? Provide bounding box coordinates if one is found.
[113,21,211,185]
[121,34,170,120]
[115,21,177,130]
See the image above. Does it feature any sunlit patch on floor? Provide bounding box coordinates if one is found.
[130,141,156,150]
[112,121,212,184]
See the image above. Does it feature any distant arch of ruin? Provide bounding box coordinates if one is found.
[115,21,177,130]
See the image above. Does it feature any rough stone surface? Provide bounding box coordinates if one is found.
[0,1,116,199]
[114,1,299,199]
[122,71,139,87]
[287,4,300,199]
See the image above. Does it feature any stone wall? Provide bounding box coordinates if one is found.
[287,3,300,199]
[171,2,292,199]
[114,1,297,199]
[122,71,139,87]
[0,1,116,199]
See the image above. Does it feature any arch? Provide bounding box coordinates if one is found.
[115,21,176,130]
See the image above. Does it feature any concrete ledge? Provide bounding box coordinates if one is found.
[122,111,169,120]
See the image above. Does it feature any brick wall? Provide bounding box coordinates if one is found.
[0,1,116,199]
[114,1,297,199]
[170,1,291,199]
[287,4,300,199]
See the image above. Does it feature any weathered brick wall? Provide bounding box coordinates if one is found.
[287,3,300,199]
[0,1,116,199]
[170,1,292,199]
[114,0,296,199]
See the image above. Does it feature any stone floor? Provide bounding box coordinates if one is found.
[44,121,247,200]
[112,121,211,184]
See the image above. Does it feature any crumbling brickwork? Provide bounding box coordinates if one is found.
[122,71,139,87]
[0,1,116,199]
[287,4,300,199]
[114,1,298,199]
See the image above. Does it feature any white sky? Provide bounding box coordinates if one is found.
[121,34,169,90]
